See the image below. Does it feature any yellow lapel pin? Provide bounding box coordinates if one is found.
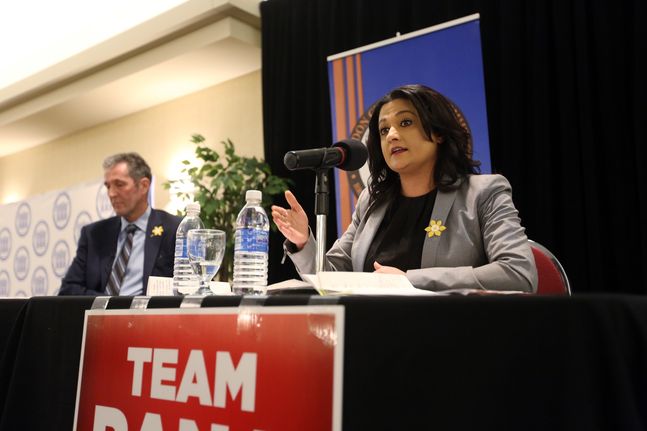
[425,219,446,238]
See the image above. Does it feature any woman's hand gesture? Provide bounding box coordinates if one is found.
[271,190,309,250]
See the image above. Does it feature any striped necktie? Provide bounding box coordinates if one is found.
[106,224,138,296]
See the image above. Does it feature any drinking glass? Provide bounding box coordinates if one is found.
[187,229,226,295]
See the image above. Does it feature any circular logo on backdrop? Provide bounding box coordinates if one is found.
[31,266,49,296]
[96,184,114,220]
[13,246,30,281]
[74,211,93,244]
[14,290,27,297]
[32,221,50,256]
[0,271,10,296]
[51,240,71,277]
[52,192,72,230]
[15,203,31,237]
[0,228,11,260]
[346,105,374,198]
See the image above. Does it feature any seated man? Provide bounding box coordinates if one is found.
[59,153,181,296]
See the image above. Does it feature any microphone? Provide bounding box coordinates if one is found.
[283,139,368,171]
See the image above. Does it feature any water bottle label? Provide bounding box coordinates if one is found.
[175,237,188,258]
[235,229,269,253]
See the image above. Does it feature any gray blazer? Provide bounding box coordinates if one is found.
[288,174,537,292]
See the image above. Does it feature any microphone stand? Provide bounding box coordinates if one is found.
[314,168,329,273]
[283,140,367,274]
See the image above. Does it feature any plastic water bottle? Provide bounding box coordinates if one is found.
[173,202,204,294]
[232,190,270,295]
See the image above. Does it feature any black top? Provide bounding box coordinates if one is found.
[363,189,437,272]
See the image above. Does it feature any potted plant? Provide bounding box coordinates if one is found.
[163,134,291,281]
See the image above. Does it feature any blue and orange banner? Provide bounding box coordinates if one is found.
[327,14,491,236]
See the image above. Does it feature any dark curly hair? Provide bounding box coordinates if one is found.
[366,84,480,213]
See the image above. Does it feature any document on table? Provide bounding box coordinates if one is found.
[266,278,316,293]
[300,272,442,296]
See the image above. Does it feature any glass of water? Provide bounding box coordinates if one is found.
[187,229,226,295]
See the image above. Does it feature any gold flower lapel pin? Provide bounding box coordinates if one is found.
[425,219,446,238]
[151,225,164,237]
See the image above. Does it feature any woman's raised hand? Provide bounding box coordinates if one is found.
[271,190,310,250]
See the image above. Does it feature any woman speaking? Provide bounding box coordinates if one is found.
[272,84,537,292]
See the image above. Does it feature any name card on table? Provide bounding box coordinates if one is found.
[146,276,174,296]
[147,277,233,296]
[73,306,344,431]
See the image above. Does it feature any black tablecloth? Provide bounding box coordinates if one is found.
[1,294,646,430]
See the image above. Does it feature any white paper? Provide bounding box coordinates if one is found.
[146,276,174,296]
[146,277,233,296]
[302,272,441,296]
[208,281,234,295]
[439,288,530,296]
[267,278,314,291]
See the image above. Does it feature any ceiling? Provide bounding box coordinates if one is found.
[0,0,262,158]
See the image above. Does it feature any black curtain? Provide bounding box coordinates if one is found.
[261,0,647,294]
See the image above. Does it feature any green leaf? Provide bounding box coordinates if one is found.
[164,135,292,281]
[191,134,206,144]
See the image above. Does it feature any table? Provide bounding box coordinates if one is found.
[1,294,646,430]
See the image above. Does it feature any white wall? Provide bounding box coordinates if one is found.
[0,70,264,209]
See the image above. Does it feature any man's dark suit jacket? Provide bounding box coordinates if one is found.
[59,208,182,295]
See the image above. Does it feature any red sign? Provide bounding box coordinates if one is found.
[74,306,344,431]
